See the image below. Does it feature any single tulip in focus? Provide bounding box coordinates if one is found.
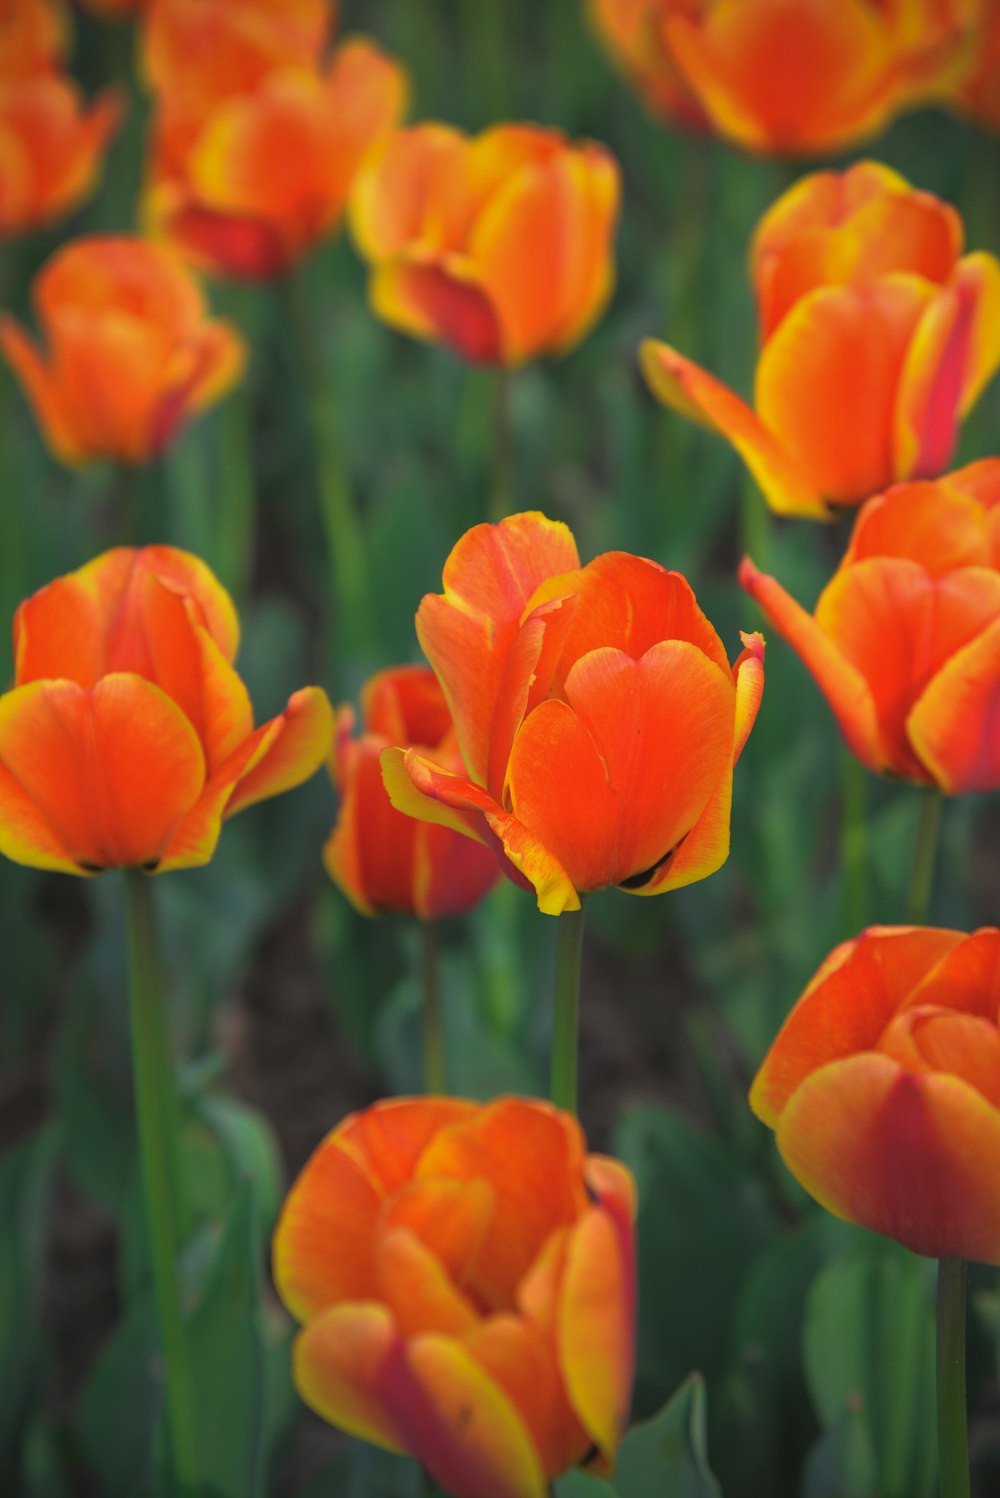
[0,546,333,875]
[0,236,245,465]
[642,161,1000,518]
[383,512,764,916]
[741,459,1000,792]
[273,1095,636,1498]
[589,0,972,154]
[751,925,1000,1264]
[349,123,621,366]
[0,76,121,234]
[324,665,501,920]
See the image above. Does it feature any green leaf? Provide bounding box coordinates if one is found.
[613,1374,721,1498]
[0,1127,58,1480]
[192,1091,284,1238]
[802,1404,878,1498]
[74,1294,163,1498]
[555,1471,617,1497]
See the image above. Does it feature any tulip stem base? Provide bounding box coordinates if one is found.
[937,1258,971,1498]
[123,871,200,1495]
[906,790,943,924]
[421,921,446,1094]
[550,902,586,1115]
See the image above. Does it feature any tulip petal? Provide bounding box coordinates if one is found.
[775,1053,1000,1263]
[559,1205,633,1461]
[339,1098,478,1198]
[349,123,467,260]
[879,1008,1000,1110]
[907,928,1000,1019]
[0,314,83,463]
[639,339,829,518]
[272,1134,382,1322]
[370,252,504,363]
[377,1229,481,1337]
[906,617,1000,793]
[463,1314,588,1478]
[844,479,990,575]
[223,685,333,816]
[380,1178,495,1292]
[293,1303,404,1452]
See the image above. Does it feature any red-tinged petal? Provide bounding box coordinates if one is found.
[293,1303,404,1452]
[956,252,1000,416]
[223,686,333,817]
[369,251,504,363]
[558,1205,634,1461]
[844,480,991,574]
[486,595,579,801]
[416,512,580,784]
[338,1097,478,1198]
[377,1229,481,1337]
[749,927,966,1127]
[775,1054,1000,1263]
[150,319,246,456]
[395,1334,548,1498]
[413,821,502,921]
[740,555,883,772]
[507,642,736,893]
[639,339,829,519]
[362,664,454,747]
[906,617,1000,793]
[879,1008,1000,1109]
[325,733,423,916]
[463,1314,588,1479]
[906,929,1000,1020]
[272,1133,382,1322]
[380,1178,495,1292]
[0,675,204,873]
[894,280,973,480]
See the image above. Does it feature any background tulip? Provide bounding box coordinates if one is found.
[951,0,1000,129]
[0,0,68,81]
[273,1096,636,1498]
[383,511,764,915]
[0,236,245,464]
[349,123,621,366]
[741,460,1000,792]
[642,161,1000,517]
[0,546,333,874]
[751,925,1000,1263]
[0,77,121,236]
[324,664,500,919]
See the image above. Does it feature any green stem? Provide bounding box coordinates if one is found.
[489,368,512,524]
[550,902,586,1115]
[215,385,256,604]
[906,790,943,925]
[839,750,868,937]
[740,470,773,573]
[936,1258,971,1498]
[421,921,445,1094]
[123,871,200,1495]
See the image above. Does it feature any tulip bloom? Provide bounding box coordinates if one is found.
[751,925,1000,1263]
[273,1096,636,1498]
[0,0,67,80]
[349,123,621,366]
[324,665,501,920]
[952,0,1000,129]
[0,76,121,235]
[589,0,972,154]
[383,512,764,916]
[0,546,333,875]
[641,161,1000,518]
[741,460,1000,792]
[0,236,245,465]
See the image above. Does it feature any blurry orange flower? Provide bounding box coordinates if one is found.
[383,512,764,916]
[0,76,121,234]
[751,925,1000,1263]
[589,0,973,154]
[741,460,1000,791]
[349,123,621,366]
[273,1096,636,1497]
[0,546,333,875]
[143,0,405,280]
[951,0,1000,128]
[0,236,245,465]
[0,0,67,81]
[642,161,1000,518]
[324,665,501,920]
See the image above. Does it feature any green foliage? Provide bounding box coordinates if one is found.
[0,1128,58,1484]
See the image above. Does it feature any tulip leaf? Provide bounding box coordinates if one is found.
[802,1403,878,1498]
[191,1090,284,1239]
[613,1373,722,1498]
[0,1126,58,1481]
[74,1292,164,1498]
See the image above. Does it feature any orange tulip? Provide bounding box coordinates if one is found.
[751,925,1000,1263]
[0,236,245,465]
[273,1095,636,1498]
[740,460,1000,792]
[590,0,972,154]
[0,75,121,235]
[951,0,1000,129]
[143,0,406,280]
[0,0,67,80]
[324,665,501,920]
[382,511,764,916]
[642,161,1000,518]
[0,546,334,875]
[349,123,621,366]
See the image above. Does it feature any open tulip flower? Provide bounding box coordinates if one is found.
[382,511,764,916]
[324,664,501,920]
[0,546,334,875]
[741,459,1000,793]
[348,122,621,366]
[143,0,406,280]
[588,0,973,155]
[751,925,1000,1264]
[273,1096,636,1498]
[0,75,122,236]
[641,161,1000,518]
[0,236,246,465]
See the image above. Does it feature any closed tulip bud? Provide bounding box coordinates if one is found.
[741,460,1000,792]
[349,123,621,366]
[642,162,1000,518]
[273,1096,636,1498]
[0,546,333,875]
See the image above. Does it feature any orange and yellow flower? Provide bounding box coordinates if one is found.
[382,511,764,916]
[0,76,121,235]
[951,0,1000,129]
[0,236,245,465]
[0,0,67,81]
[349,123,621,366]
[0,546,333,875]
[642,161,1000,518]
[588,0,973,154]
[143,0,406,279]
[751,925,1000,1264]
[273,1095,636,1498]
[740,460,1000,792]
[324,665,500,920]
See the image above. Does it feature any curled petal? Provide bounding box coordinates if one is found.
[907,617,1000,793]
[294,1303,404,1453]
[273,1135,382,1322]
[223,685,333,817]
